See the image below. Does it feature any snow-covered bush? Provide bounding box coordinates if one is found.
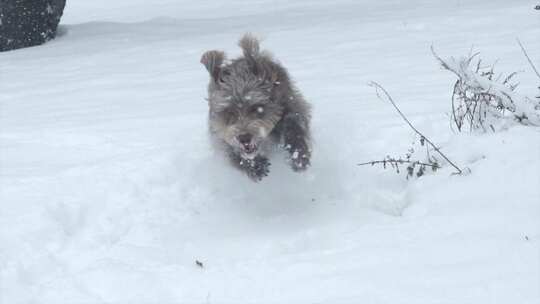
[432,47,540,132]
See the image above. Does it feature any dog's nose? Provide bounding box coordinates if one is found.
[237,134,252,145]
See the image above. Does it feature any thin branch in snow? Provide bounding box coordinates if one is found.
[358,159,439,169]
[358,156,440,179]
[367,81,463,175]
[517,38,540,80]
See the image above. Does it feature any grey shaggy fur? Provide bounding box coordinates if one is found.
[201,34,312,181]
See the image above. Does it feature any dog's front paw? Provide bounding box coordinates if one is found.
[290,149,311,172]
[242,156,271,181]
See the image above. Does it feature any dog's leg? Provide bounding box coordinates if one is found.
[281,113,311,171]
[227,149,270,181]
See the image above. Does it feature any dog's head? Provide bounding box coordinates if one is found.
[201,35,285,158]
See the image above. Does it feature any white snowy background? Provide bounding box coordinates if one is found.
[1,0,539,303]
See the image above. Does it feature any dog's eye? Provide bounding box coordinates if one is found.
[251,105,265,118]
[218,69,231,84]
[222,108,238,124]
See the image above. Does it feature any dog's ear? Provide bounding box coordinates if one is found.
[239,33,260,57]
[201,50,225,83]
[238,33,261,74]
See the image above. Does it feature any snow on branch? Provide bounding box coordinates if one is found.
[432,46,540,132]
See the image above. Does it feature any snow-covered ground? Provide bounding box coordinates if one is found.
[1,0,539,303]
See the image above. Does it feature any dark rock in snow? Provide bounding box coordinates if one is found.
[0,0,66,52]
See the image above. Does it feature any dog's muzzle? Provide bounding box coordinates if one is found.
[237,133,258,158]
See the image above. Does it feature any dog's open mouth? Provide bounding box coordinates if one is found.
[241,144,258,158]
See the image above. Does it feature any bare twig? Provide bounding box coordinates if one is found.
[358,152,441,179]
[358,159,439,169]
[367,81,463,175]
[517,38,540,80]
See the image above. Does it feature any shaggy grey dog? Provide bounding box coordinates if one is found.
[201,34,312,181]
